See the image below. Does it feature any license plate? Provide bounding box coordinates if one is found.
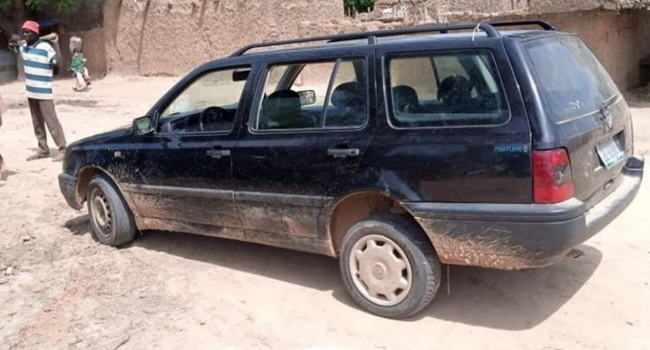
[596,139,625,169]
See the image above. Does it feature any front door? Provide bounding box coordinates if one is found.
[232,51,374,241]
[124,65,253,230]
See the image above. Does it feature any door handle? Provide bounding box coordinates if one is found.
[206,149,231,159]
[327,148,360,159]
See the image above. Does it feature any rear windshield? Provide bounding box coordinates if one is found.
[524,35,619,122]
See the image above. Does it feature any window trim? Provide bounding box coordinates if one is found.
[248,57,370,135]
[154,64,252,136]
[383,49,512,130]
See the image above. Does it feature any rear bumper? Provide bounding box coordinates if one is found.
[404,155,644,270]
[59,173,83,210]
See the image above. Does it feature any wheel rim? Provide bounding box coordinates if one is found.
[349,234,413,306]
[90,187,113,238]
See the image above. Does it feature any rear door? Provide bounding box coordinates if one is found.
[232,47,374,240]
[515,34,633,207]
[370,36,532,203]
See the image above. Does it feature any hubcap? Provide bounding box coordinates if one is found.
[90,187,113,238]
[349,234,413,306]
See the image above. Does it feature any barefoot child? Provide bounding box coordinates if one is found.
[69,36,91,91]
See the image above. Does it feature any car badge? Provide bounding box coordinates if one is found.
[600,104,613,129]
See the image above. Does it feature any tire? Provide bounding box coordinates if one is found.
[339,214,442,319]
[86,175,136,247]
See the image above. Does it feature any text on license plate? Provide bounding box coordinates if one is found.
[596,139,625,169]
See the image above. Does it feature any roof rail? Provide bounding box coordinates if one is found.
[230,20,555,57]
[231,22,499,57]
[487,20,556,31]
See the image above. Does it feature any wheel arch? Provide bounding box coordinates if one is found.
[326,190,435,257]
[75,166,123,206]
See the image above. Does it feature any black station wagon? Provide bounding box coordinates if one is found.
[59,20,644,318]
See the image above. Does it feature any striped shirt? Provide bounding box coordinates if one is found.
[19,40,57,100]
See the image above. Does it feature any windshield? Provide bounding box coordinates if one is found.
[524,35,619,122]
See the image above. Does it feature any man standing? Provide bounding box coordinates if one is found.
[10,20,66,161]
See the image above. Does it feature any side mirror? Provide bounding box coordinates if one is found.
[298,90,316,106]
[133,116,154,136]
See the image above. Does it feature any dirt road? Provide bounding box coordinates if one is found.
[1,77,649,350]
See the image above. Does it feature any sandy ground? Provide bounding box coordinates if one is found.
[0,76,649,350]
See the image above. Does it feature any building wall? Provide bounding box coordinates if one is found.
[374,0,649,14]
[103,0,345,76]
[99,0,650,90]
[543,10,650,90]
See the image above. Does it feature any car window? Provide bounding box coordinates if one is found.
[387,51,509,128]
[390,57,438,102]
[158,67,250,133]
[524,35,619,122]
[255,61,335,130]
[254,58,367,131]
[324,58,368,128]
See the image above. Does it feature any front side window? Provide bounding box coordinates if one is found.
[387,51,509,128]
[158,67,250,133]
[254,58,367,131]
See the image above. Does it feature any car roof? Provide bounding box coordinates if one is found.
[235,29,564,59]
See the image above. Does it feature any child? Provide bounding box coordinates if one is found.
[69,36,91,92]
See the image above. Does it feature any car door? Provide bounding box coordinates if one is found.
[368,36,532,204]
[232,48,375,240]
[122,64,255,230]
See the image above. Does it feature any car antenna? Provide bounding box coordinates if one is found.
[472,22,485,42]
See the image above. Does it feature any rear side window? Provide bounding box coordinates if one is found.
[386,51,509,128]
[253,58,368,131]
[524,35,619,122]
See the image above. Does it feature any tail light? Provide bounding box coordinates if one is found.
[533,149,575,204]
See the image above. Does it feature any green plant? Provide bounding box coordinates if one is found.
[0,0,77,10]
[344,0,376,15]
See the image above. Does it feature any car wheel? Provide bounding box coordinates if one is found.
[86,175,136,247]
[339,214,442,319]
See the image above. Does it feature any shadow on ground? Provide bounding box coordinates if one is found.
[64,216,603,330]
[1,169,17,181]
[64,215,93,236]
[411,244,602,329]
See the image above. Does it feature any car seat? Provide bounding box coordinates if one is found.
[262,90,303,129]
[438,75,472,112]
[329,82,366,127]
[392,85,420,114]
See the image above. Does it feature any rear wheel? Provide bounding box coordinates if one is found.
[86,175,136,247]
[339,215,441,319]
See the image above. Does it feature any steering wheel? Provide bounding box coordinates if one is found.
[199,106,229,132]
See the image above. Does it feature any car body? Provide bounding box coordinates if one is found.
[59,20,644,318]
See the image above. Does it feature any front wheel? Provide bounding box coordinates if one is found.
[86,175,136,247]
[339,215,442,319]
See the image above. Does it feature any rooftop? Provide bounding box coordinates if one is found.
[233,20,560,57]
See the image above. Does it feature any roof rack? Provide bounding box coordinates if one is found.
[231,19,555,57]
[488,20,556,31]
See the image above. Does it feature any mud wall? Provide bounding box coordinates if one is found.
[374,0,650,15]
[100,0,650,90]
[372,0,650,89]
[543,10,650,90]
[104,0,345,76]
